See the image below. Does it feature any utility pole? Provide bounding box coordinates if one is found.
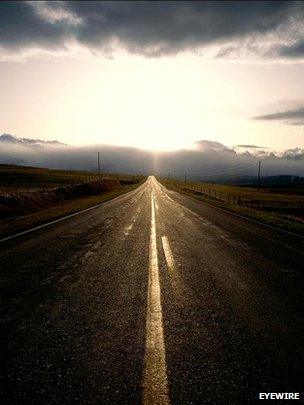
[184,169,187,184]
[97,151,100,175]
[257,160,261,190]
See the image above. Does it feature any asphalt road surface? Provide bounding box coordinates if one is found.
[1,176,303,404]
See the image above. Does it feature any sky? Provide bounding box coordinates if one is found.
[0,1,304,177]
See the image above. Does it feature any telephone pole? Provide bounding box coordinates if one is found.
[257,160,261,190]
[97,151,100,175]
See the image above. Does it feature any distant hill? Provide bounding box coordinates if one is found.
[225,175,304,187]
[0,134,65,147]
[259,175,304,187]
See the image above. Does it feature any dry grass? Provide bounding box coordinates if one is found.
[171,179,304,204]
[0,181,144,239]
[0,164,145,239]
[0,178,122,218]
[0,164,143,193]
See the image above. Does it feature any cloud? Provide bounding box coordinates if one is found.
[235,144,267,149]
[253,106,304,125]
[0,1,303,59]
[282,147,304,161]
[1,134,304,180]
[279,39,304,58]
[195,140,235,153]
[0,133,153,173]
[0,2,69,51]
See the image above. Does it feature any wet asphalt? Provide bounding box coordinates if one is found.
[0,177,303,404]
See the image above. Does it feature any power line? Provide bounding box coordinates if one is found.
[164,161,262,181]
[186,163,257,177]
[187,162,255,175]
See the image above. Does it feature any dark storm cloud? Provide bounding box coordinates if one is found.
[253,107,304,125]
[64,1,299,53]
[0,1,303,57]
[0,2,69,50]
[279,40,304,58]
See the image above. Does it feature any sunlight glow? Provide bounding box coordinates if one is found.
[1,52,304,152]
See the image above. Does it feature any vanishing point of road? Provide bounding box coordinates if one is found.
[1,177,303,404]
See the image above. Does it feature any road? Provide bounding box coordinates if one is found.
[0,176,303,404]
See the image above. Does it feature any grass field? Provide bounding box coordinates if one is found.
[166,178,304,204]
[0,183,144,240]
[0,164,142,193]
[0,164,145,239]
[159,177,304,235]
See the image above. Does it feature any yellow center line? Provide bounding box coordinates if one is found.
[142,192,170,405]
[161,235,184,301]
[161,236,175,269]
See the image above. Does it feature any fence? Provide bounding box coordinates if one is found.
[0,173,142,195]
[0,175,106,194]
[169,181,304,211]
